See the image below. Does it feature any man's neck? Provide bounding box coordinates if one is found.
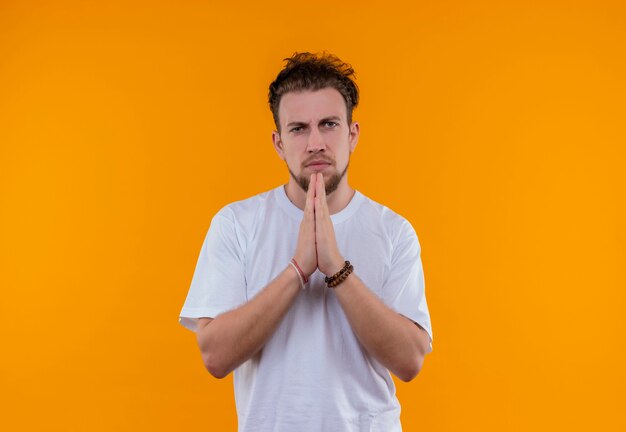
[284,177,355,215]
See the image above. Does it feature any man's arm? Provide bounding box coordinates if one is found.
[332,272,431,382]
[196,175,318,379]
[196,266,301,378]
[313,174,430,382]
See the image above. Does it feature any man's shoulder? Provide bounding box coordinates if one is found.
[358,192,412,225]
[213,186,280,223]
[356,191,418,241]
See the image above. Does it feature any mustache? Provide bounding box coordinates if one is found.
[302,156,334,166]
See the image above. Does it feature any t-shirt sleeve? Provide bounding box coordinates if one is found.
[178,211,247,333]
[382,220,433,352]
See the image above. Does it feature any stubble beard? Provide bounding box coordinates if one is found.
[288,161,350,196]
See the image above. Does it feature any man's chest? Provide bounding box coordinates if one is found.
[242,215,392,299]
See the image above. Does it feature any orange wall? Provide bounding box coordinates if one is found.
[1,0,624,430]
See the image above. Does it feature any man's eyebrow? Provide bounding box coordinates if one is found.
[286,121,308,127]
[286,116,342,128]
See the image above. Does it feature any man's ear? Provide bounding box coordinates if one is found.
[272,130,285,160]
[349,121,360,153]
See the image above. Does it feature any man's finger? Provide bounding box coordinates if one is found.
[305,173,316,220]
[316,173,328,218]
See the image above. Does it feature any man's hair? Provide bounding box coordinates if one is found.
[268,51,359,133]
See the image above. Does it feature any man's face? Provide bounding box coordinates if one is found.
[272,87,359,195]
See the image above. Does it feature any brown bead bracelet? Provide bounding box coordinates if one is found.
[325,261,354,288]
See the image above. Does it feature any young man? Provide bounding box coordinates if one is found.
[179,52,433,431]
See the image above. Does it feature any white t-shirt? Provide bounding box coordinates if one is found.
[179,185,433,432]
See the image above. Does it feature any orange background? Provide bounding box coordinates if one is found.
[1,0,624,430]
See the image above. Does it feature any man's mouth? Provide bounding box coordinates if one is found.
[305,159,333,168]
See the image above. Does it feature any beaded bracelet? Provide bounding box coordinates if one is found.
[325,261,354,288]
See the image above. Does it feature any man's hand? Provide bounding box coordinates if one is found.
[293,173,318,278]
[293,173,345,277]
[313,173,345,276]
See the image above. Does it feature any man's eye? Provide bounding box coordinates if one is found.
[290,126,303,133]
[325,122,338,128]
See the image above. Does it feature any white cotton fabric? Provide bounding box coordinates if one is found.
[179,185,433,432]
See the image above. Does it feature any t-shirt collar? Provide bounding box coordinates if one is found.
[275,184,365,224]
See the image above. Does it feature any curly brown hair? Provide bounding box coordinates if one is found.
[268,51,359,133]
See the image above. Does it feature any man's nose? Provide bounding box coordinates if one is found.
[307,127,326,152]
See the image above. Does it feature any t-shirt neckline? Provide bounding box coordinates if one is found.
[275,184,365,224]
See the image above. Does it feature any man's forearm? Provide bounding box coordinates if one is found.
[333,272,430,382]
[197,266,301,378]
